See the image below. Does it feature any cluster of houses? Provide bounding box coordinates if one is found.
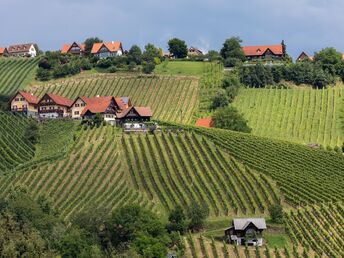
[10,91,153,126]
[61,41,124,58]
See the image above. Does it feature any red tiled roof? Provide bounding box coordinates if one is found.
[45,93,73,107]
[0,47,7,54]
[8,43,34,54]
[18,91,39,105]
[242,45,283,57]
[80,96,114,116]
[195,118,213,128]
[117,106,153,118]
[91,42,122,54]
[61,42,85,54]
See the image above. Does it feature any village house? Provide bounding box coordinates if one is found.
[225,218,266,246]
[38,93,73,119]
[296,51,313,62]
[242,43,285,60]
[10,91,39,117]
[8,43,37,57]
[61,42,85,55]
[91,41,123,59]
[118,106,153,130]
[0,47,9,57]
[188,47,203,57]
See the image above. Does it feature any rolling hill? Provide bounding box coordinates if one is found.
[0,58,38,96]
[233,87,344,148]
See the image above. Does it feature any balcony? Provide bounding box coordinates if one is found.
[39,109,64,114]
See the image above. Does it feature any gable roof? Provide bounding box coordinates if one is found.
[8,43,35,54]
[11,91,39,105]
[188,47,203,55]
[40,93,73,107]
[0,47,8,54]
[80,96,115,116]
[297,51,313,61]
[233,218,266,230]
[242,45,283,57]
[91,42,122,54]
[117,106,153,118]
[195,118,213,128]
[61,42,85,54]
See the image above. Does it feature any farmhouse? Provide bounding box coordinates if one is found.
[296,52,313,62]
[91,41,123,58]
[61,42,85,55]
[242,43,285,60]
[38,93,73,119]
[8,43,37,57]
[0,47,9,57]
[10,91,39,117]
[188,47,203,56]
[225,218,266,246]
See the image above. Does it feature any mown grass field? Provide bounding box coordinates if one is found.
[155,61,207,76]
[233,87,344,148]
[27,74,199,124]
[0,58,38,96]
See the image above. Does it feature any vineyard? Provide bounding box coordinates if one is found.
[0,58,38,96]
[123,132,279,217]
[27,74,199,124]
[232,87,344,148]
[184,234,307,258]
[0,125,154,220]
[191,126,344,207]
[285,203,344,257]
[0,111,35,172]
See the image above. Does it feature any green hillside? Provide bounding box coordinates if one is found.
[27,74,199,124]
[155,61,207,76]
[233,87,344,148]
[0,112,35,172]
[0,58,38,96]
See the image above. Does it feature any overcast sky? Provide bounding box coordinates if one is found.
[1,0,344,58]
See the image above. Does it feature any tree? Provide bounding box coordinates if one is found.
[166,205,188,234]
[59,228,91,258]
[211,89,230,110]
[25,120,40,144]
[128,45,142,65]
[84,37,103,55]
[268,204,283,224]
[212,106,251,133]
[142,43,161,63]
[206,50,221,61]
[220,37,245,67]
[142,62,155,74]
[168,38,188,58]
[91,113,104,127]
[187,202,209,232]
[314,47,342,75]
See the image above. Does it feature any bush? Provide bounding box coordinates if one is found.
[268,204,283,223]
[107,66,117,73]
[211,89,230,110]
[224,57,242,68]
[142,62,155,74]
[25,120,40,144]
[36,67,51,81]
[187,202,209,232]
[96,58,112,69]
[212,106,252,133]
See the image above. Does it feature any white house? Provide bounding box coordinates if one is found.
[91,41,123,59]
[8,43,37,57]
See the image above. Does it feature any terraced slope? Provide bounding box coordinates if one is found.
[123,133,280,217]
[0,111,35,172]
[0,125,154,220]
[0,58,38,96]
[194,126,344,207]
[233,87,344,148]
[285,203,344,257]
[27,74,199,124]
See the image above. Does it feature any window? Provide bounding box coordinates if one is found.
[22,105,27,109]
[74,111,79,115]
[20,98,25,101]
[15,98,19,101]
[12,105,17,110]
[75,104,80,107]
[80,103,85,107]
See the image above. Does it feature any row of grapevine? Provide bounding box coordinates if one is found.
[122,132,279,216]
[0,58,38,95]
[193,126,344,207]
[184,234,297,258]
[233,87,344,148]
[0,125,153,220]
[27,74,199,124]
[285,203,344,257]
[0,111,35,172]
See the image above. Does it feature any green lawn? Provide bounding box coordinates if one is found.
[155,61,206,76]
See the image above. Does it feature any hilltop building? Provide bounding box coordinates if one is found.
[91,41,123,58]
[38,93,73,119]
[0,47,9,57]
[242,42,285,60]
[188,47,203,57]
[8,43,37,57]
[296,51,313,62]
[225,218,266,246]
[61,42,85,55]
[10,91,39,117]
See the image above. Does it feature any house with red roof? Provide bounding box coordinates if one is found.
[0,47,9,57]
[242,42,285,60]
[91,41,123,58]
[8,43,37,57]
[195,117,213,128]
[61,42,85,55]
[10,91,39,117]
[38,93,73,119]
[296,51,313,62]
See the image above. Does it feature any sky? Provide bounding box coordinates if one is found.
[1,0,344,59]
